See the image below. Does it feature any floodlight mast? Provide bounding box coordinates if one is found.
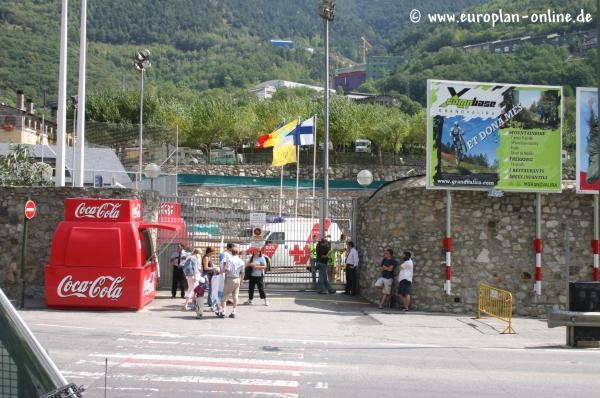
[133,49,151,188]
[318,0,335,237]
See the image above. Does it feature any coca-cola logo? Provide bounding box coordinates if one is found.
[161,203,175,217]
[142,272,156,296]
[75,202,122,220]
[57,275,125,300]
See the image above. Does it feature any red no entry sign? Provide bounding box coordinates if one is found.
[24,200,36,220]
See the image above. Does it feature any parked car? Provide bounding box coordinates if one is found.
[355,139,372,153]
[210,146,244,164]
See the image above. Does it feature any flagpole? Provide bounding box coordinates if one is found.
[312,114,317,220]
[279,166,284,217]
[295,142,300,218]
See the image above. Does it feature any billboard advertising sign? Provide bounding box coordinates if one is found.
[426,79,562,192]
[576,87,600,194]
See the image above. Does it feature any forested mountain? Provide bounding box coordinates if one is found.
[0,0,487,105]
[376,0,596,105]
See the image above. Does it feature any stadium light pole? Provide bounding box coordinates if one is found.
[74,0,87,187]
[319,0,335,237]
[134,49,151,188]
[56,0,68,187]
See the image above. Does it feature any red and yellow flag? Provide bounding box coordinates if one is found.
[256,119,298,148]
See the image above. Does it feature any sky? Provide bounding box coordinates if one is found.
[442,115,499,166]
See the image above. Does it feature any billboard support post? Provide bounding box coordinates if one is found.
[444,191,452,295]
[593,195,599,281]
[534,193,543,296]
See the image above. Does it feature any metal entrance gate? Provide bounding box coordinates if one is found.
[157,195,355,290]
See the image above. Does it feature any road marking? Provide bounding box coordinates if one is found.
[96,373,299,395]
[33,323,96,330]
[126,330,184,338]
[90,353,325,368]
[314,381,329,389]
[120,361,322,377]
[96,386,160,392]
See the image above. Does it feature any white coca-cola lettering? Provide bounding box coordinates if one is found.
[161,203,175,216]
[57,275,125,300]
[142,272,156,296]
[74,202,122,219]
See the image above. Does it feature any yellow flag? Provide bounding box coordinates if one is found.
[272,139,297,167]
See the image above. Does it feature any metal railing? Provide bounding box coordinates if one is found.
[476,283,517,334]
[0,288,84,397]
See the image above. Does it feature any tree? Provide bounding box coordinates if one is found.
[0,145,53,186]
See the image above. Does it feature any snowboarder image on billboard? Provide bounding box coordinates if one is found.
[586,96,600,184]
[450,121,467,164]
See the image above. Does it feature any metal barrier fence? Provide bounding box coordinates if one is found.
[0,288,84,397]
[476,283,517,334]
[157,196,355,290]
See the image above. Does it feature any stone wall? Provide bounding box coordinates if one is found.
[357,177,593,316]
[0,188,159,301]
[165,163,423,182]
[178,185,370,200]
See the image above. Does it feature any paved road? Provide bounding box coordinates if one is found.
[20,291,600,397]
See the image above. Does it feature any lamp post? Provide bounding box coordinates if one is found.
[357,169,373,190]
[144,163,161,191]
[70,95,77,187]
[319,0,335,237]
[134,49,151,188]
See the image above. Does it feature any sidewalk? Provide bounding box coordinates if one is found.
[22,289,569,351]
[155,290,569,350]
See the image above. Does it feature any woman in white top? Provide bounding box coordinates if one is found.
[245,249,269,306]
[183,248,201,310]
[398,251,414,311]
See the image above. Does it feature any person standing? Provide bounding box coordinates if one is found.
[398,251,414,311]
[316,237,336,294]
[308,234,319,286]
[343,241,359,296]
[202,247,215,308]
[183,248,201,310]
[374,249,397,309]
[170,243,188,299]
[212,243,233,315]
[220,245,245,318]
[245,249,269,306]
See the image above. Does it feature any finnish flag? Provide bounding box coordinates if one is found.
[289,117,315,146]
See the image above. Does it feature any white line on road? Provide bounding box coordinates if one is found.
[89,353,326,368]
[33,323,96,330]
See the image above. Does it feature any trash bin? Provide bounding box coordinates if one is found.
[569,282,600,346]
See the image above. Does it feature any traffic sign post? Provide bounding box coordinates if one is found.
[20,199,36,308]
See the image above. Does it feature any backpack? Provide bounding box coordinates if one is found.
[183,256,195,277]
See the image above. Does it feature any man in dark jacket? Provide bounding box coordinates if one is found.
[170,243,188,299]
[316,237,336,294]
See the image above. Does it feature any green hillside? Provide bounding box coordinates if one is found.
[378,0,596,104]
[0,0,487,105]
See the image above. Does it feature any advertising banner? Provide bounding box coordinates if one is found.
[576,87,600,194]
[427,79,562,192]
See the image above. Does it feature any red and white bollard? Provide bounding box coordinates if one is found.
[444,237,452,294]
[534,238,543,295]
[592,240,599,282]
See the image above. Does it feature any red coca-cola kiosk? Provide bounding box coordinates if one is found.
[157,202,188,246]
[45,198,176,310]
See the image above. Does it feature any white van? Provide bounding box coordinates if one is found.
[170,147,207,165]
[355,139,372,153]
[242,217,341,269]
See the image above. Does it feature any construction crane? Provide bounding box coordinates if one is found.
[361,36,373,64]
